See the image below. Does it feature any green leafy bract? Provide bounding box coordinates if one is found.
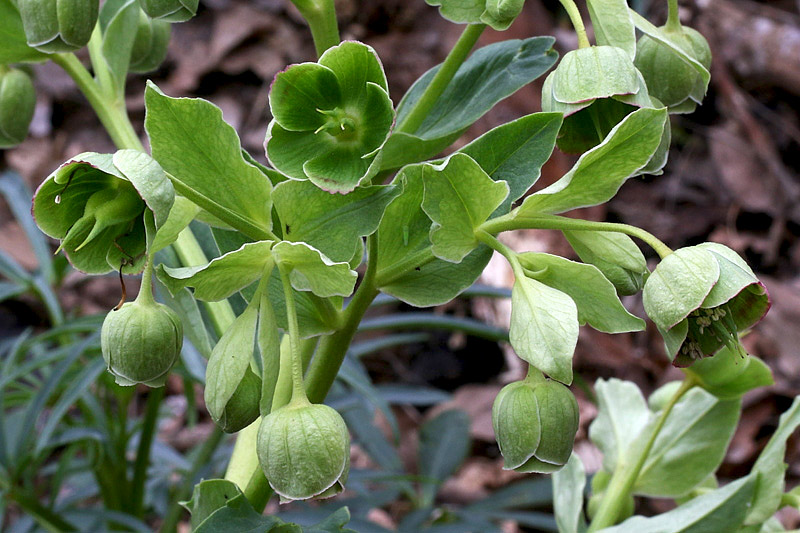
[32,150,174,274]
[265,41,394,193]
[563,230,649,296]
[587,0,636,60]
[420,153,509,263]
[0,0,48,63]
[552,453,587,533]
[384,36,558,169]
[144,82,274,240]
[272,241,357,298]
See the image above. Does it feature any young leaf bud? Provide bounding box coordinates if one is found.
[257,400,350,502]
[0,67,35,148]
[18,0,99,53]
[492,376,579,473]
[213,368,262,434]
[101,298,183,387]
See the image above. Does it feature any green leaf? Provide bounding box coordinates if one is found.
[272,180,400,263]
[151,196,200,253]
[418,410,471,507]
[586,0,636,60]
[100,0,141,97]
[384,36,558,169]
[552,46,639,104]
[265,268,339,338]
[458,112,562,214]
[516,108,667,216]
[629,9,710,95]
[272,241,357,298]
[184,479,249,531]
[112,149,174,228]
[744,396,800,525]
[189,479,293,532]
[510,275,578,384]
[602,474,756,533]
[375,165,491,306]
[634,387,740,497]
[425,0,485,24]
[685,347,774,401]
[421,153,509,263]
[158,240,274,301]
[552,453,587,533]
[144,82,274,240]
[589,378,651,473]
[563,230,648,296]
[0,0,48,63]
[204,301,259,426]
[642,246,720,330]
[517,252,644,333]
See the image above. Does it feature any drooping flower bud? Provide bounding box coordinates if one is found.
[563,230,649,296]
[212,367,262,434]
[492,374,579,473]
[482,0,525,30]
[18,0,99,53]
[138,0,198,23]
[257,400,350,502]
[0,67,35,149]
[129,10,171,73]
[101,296,183,387]
[635,25,711,113]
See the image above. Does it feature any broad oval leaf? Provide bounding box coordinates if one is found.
[272,241,357,298]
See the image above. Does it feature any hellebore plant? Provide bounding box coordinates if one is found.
[3,0,798,531]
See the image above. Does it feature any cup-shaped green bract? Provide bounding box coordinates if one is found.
[492,377,579,473]
[101,299,183,387]
[137,0,198,22]
[18,0,99,53]
[265,41,395,194]
[0,68,35,149]
[209,367,262,434]
[32,150,174,275]
[635,25,711,113]
[542,45,665,155]
[643,243,770,367]
[257,400,350,503]
[129,9,171,73]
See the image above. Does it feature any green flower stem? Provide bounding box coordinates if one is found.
[305,234,380,403]
[51,53,143,152]
[160,426,225,533]
[278,263,308,402]
[588,377,696,531]
[558,0,590,49]
[289,0,340,57]
[395,23,486,135]
[130,386,165,518]
[475,230,525,281]
[374,246,436,287]
[481,213,674,259]
[666,0,681,32]
[87,25,119,103]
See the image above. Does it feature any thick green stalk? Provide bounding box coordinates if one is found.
[289,0,340,57]
[588,378,696,530]
[304,235,380,403]
[395,24,486,135]
[160,426,225,533]
[558,0,590,49]
[130,386,165,518]
[666,0,681,31]
[481,213,674,259]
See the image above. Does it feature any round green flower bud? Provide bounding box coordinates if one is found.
[101,298,183,387]
[257,400,350,503]
[214,368,262,434]
[138,0,198,23]
[0,67,35,149]
[634,25,711,110]
[129,10,171,73]
[18,0,99,53]
[482,0,525,30]
[492,376,579,473]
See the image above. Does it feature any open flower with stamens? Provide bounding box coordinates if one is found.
[643,243,770,367]
[264,41,395,194]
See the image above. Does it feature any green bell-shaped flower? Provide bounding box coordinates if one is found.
[542,45,667,159]
[0,67,36,149]
[257,399,350,502]
[32,150,174,274]
[492,372,579,473]
[643,243,770,367]
[129,9,171,73]
[18,0,99,53]
[635,25,711,113]
[265,41,395,193]
[138,0,198,22]
[101,288,183,387]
